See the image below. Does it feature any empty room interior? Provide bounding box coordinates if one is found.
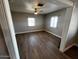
[0,0,78,59]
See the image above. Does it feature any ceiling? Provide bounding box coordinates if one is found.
[9,0,73,14]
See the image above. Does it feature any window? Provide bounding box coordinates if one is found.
[50,16,58,28]
[28,18,35,26]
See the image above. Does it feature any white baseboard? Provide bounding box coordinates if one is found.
[63,43,78,52]
[16,30,62,39]
[45,30,62,38]
[16,30,44,34]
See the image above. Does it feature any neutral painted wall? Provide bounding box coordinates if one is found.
[45,9,66,37]
[59,7,73,51]
[12,12,44,34]
[65,1,78,48]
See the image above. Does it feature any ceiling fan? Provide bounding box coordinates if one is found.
[33,0,44,15]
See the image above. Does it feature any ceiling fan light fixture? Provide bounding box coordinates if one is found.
[34,12,38,15]
[34,8,39,15]
[34,0,44,15]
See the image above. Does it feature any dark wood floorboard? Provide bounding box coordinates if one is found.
[64,46,78,59]
[16,31,70,59]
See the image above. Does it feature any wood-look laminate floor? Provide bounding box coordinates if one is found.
[64,46,78,59]
[16,31,70,59]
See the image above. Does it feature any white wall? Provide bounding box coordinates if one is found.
[59,7,73,52]
[65,0,78,48]
[45,9,66,37]
[12,12,44,34]
[59,1,78,51]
